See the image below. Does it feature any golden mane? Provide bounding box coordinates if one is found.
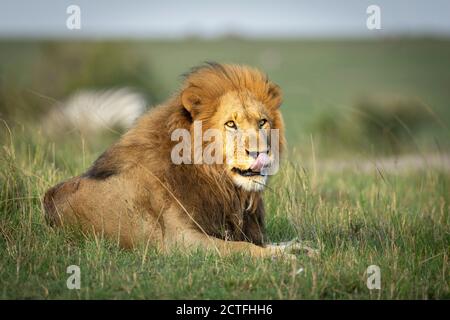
[179,62,282,111]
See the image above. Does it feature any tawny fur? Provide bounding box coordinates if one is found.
[43,62,290,258]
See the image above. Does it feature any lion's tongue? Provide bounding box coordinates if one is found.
[249,153,270,172]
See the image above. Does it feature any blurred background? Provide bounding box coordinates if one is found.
[1,0,450,161]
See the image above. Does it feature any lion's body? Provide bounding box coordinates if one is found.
[44,63,289,258]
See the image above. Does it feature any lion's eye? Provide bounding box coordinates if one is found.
[259,119,267,127]
[225,121,237,129]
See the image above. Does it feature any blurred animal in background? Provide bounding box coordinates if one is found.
[42,87,147,137]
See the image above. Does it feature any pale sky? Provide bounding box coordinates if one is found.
[0,0,449,39]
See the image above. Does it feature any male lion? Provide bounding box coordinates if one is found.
[44,62,302,259]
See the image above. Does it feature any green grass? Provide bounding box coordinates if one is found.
[0,126,448,299]
[0,39,449,299]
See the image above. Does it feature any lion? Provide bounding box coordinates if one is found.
[43,62,306,259]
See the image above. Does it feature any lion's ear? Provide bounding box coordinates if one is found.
[266,83,283,109]
[181,88,202,116]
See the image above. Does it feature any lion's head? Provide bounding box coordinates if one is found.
[175,62,285,192]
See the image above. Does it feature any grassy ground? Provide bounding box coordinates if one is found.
[0,39,449,299]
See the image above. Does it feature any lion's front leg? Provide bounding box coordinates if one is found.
[162,206,295,260]
[171,228,296,259]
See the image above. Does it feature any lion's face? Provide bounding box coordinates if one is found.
[179,63,284,193]
[208,91,282,192]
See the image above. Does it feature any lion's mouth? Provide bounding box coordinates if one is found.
[231,167,264,177]
[231,153,272,177]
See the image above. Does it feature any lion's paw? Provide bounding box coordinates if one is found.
[266,239,320,258]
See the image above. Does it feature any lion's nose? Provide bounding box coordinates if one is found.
[246,149,269,159]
